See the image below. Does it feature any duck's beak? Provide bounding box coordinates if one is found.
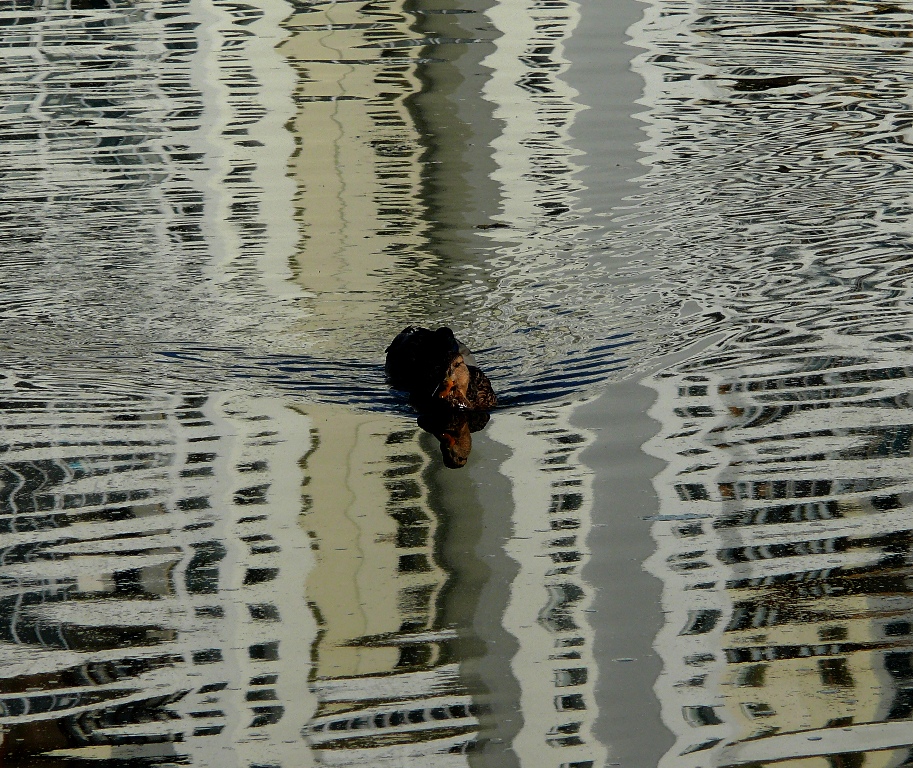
[434,377,455,399]
[433,376,469,409]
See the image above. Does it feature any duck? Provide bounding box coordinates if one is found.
[385,325,498,412]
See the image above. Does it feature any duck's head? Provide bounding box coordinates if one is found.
[432,354,472,410]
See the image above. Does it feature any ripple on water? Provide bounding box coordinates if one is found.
[628,1,913,765]
[7,0,913,765]
[0,0,689,411]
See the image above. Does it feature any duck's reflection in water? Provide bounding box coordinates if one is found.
[418,411,491,469]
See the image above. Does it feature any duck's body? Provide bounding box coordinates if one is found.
[385,325,497,412]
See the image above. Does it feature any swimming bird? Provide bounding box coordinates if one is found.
[385,326,497,412]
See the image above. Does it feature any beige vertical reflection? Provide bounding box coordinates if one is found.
[488,403,609,768]
[281,5,432,352]
[297,406,477,765]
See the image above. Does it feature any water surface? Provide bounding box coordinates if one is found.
[4,0,913,767]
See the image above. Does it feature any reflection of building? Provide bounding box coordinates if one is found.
[279,0,639,393]
[622,0,913,763]
[482,0,584,234]
[488,402,608,768]
[472,0,625,380]
[0,0,302,360]
[0,2,321,759]
[644,357,913,767]
[298,407,477,765]
[0,380,315,765]
[281,1,436,353]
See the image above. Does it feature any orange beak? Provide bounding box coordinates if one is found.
[435,378,455,399]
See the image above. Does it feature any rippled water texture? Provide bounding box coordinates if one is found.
[5,0,913,766]
[632,1,913,765]
[0,0,650,407]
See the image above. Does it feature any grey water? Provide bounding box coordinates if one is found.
[3,0,913,767]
